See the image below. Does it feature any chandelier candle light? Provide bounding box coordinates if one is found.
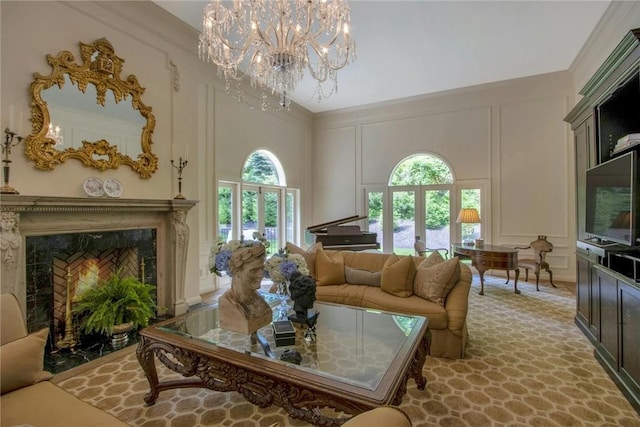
[46,123,64,147]
[198,0,356,111]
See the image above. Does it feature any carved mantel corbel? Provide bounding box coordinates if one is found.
[170,209,190,316]
[0,211,21,297]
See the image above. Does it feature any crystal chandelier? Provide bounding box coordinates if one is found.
[198,0,356,111]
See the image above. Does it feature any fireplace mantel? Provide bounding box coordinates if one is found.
[0,195,197,213]
[0,195,198,318]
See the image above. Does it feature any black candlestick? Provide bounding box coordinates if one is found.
[170,157,188,199]
[2,128,23,195]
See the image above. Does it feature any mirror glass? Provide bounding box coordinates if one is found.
[24,38,158,178]
[41,74,146,158]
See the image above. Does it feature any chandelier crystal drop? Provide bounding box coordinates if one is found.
[198,0,356,111]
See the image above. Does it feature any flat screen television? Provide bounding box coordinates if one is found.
[585,150,639,246]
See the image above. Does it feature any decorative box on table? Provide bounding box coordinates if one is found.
[272,320,296,347]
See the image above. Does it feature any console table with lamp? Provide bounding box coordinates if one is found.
[453,207,521,295]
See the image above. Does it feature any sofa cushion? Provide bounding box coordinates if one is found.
[315,249,345,286]
[342,251,389,272]
[421,250,445,268]
[0,328,53,394]
[380,255,416,298]
[413,257,461,305]
[286,241,321,279]
[315,284,367,306]
[345,266,381,287]
[360,288,448,329]
[1,293,28,345]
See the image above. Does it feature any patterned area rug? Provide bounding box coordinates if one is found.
[57,275,640,426]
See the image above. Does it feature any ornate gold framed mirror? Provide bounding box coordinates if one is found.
[24,38,158,178]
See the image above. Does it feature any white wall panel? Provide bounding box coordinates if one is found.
[361,108,491,184]
[313,127,357,223]
[314,72,576,281]
[498,96,569,238]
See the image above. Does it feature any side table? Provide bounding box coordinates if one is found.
[451,243,520,295]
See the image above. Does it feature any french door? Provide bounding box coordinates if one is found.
[242,184,281,255]
[366,184,484,254]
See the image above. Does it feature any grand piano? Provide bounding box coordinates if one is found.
[307,215,380,251]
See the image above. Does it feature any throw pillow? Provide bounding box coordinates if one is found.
[345,266,381,287]
[413,257,461,305]
[285,241,322,279]
[420,250,445,268]
[0,328,52,394]
[315,249,345,286]
[380,255,416,297]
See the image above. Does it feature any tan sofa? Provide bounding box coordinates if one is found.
[289,244,472,359]
[0,293,129,427]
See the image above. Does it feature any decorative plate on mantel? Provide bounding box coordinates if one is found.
[103,178,123,198]
[83,177,104,197]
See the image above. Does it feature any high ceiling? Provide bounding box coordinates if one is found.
[152,1,611,114]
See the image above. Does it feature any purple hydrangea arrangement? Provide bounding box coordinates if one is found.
[209,233,268,277]
[264,248,309,284]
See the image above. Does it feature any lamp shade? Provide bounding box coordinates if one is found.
[457,208,481,224]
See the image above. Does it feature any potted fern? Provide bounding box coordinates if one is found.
[73,269,156,346]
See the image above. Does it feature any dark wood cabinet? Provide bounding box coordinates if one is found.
[566,28,640,415]
[573,118,595,241]
[597,267,619,366]
[575,253,591,331]
[596,72,640,163]
[589,265,600,339]
[589,268,640,411]
[620,282,640,395]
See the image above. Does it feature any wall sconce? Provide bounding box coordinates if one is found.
[457,208,481,245]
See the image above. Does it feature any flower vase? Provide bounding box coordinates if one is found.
[110,321,134,348]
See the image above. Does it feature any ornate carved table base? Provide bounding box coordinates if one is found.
[136,331,429,426]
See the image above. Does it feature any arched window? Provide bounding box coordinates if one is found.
[390,154,453,185]
[218,150,299,260]
[242,149,286,186]
[366,153,484,254]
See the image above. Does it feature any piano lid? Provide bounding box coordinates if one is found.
[307,215,368,234]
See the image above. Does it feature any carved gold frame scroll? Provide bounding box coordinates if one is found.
[25,38,158,178]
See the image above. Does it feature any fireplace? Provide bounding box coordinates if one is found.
[26,228,157,338]
[0,195,197,336]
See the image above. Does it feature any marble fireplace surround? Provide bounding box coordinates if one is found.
[0,195,198,320]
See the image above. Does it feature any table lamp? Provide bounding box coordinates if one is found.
[457,208,480,245]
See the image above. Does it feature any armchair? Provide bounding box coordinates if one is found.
[414,235,449,259]
[1,293,128,427]
[507,235,556,291]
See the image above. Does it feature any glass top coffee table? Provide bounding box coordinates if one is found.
[137,300,429,426]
